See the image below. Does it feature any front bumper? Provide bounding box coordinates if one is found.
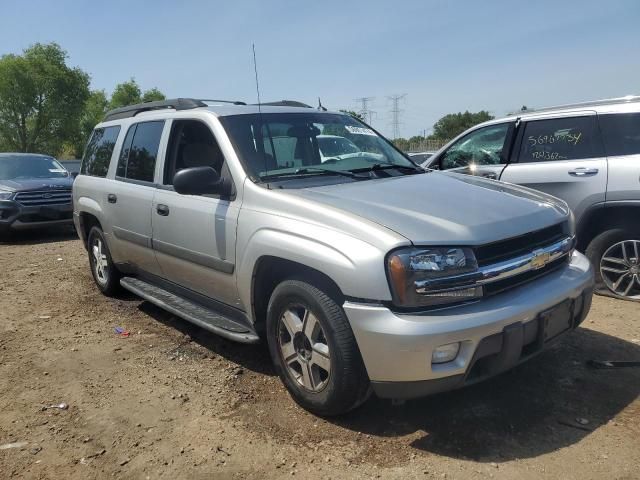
[345,251,594,399]
[0,200,73,230]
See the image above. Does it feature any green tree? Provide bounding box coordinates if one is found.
[432,110,494,140]
[109,78,142,109]
[73,89,109,157]
[0,42,89,155]
[109,78,166,109]
[142,87,166,103]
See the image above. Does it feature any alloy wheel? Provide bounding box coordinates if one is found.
[600,240,640,299]
[278,304,331,392]
[92,238,109,286]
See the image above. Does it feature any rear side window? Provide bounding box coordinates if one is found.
[116,121,164,182]
[81,126,121,177]
[517,116,600,162]
[599,113,640,156]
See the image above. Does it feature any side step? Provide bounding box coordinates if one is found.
[120,277,260,344]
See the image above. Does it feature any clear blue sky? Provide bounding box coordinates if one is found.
[1,0,638,138]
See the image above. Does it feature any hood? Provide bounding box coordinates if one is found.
[288,172,570,245]
[0,176,73,193]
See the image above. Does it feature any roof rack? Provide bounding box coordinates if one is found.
[509,95,640,116]
[103,98,246,121]
[253,100,312,108]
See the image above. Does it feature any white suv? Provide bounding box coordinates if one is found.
[424,96,640,301]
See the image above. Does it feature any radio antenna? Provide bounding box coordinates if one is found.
[252,43,262,107]
[252,44,272,179]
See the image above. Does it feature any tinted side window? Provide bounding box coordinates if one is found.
[517,116,599,162]
[116,121,164,182]
[81,126,121,177]
[599,113,640,156]
[441,123,510,169]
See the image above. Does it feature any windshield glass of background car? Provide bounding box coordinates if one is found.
[220,113,414,180]
[0,155,68,180]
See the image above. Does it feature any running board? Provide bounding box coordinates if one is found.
[120,277,260,344]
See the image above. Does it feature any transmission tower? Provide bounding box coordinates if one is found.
[354,96,376,124]
[387,94,407,139]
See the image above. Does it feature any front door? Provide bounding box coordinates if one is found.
[500,113,607,222]
[434,121,514,180]
[151,119,241,308]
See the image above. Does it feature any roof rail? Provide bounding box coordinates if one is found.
[104,98,210,121]
[509,95,640,116]
[253,100,312,108]
[198,99,247,105]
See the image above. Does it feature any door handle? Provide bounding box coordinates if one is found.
[568,168,599,177]
[156,204,170,216]
[107,194,117,203]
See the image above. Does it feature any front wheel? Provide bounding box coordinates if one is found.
[266,279,370,416]
[87,226,121,296]
[586,228,640,301]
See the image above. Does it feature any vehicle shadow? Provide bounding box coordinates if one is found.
[138,302,275,376]
[0,225,78,245]
[332,328,640,462]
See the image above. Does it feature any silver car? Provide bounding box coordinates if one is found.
[73,99,593,415]
[424,96,640,301]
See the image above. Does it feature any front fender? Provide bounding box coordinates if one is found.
[236,223,393,314]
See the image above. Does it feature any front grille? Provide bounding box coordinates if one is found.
[483,255,569,297]
[475,222,567,266]
[15,189,72,206]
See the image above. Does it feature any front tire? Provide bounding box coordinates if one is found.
[87,226,121,296]
[586,228,640,301]
[266,279,370,416]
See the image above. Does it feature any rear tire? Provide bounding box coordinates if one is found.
[585,228,640,301]
[87,226,121,296]
[266,279,371,416]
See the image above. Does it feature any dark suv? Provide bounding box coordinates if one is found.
[0,153,74,236]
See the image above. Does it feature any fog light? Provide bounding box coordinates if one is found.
[432,342,460,364]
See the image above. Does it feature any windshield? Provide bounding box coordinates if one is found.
[0,155,69,180]
[220,112,416,181]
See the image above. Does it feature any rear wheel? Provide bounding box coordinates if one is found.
[586,228,640,301]
[266,279,370,416]
[87,226,121,296]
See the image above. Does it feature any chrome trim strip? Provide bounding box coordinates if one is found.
[415,236,574,294]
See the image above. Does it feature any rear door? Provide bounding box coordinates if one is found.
[500,112,607,222]
[105,120,166,275]
[598,112,640,202]
[431,121,515,180]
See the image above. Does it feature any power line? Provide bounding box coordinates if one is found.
[354,96,376,124]
[387,94,406,139]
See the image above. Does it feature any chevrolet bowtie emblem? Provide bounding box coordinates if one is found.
[531,250,551,269]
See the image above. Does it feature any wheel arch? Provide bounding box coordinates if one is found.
[577,202,640,251]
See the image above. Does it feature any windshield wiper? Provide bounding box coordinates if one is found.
[349,163,424,174]
[262,167,366,181]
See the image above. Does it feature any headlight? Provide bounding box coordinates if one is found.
[0,191,13,200]
[387,247,482,308]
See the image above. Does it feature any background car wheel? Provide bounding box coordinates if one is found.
[586,228,640,301]
[87,226,121,296]
[266,279,371,416]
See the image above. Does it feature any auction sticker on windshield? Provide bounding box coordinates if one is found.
[345,125,376,136]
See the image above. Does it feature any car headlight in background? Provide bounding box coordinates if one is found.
[387,247,482,308]
[0,191,13,200]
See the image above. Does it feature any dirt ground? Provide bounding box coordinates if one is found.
[1,228,639,480]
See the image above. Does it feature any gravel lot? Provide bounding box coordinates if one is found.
[1,229,639,479]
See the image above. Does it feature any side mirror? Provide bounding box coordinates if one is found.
[173,166,230,196]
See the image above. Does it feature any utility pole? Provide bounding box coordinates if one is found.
[387,94,406,139]
[354,96,376,124]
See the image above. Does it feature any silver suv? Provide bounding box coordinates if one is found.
[73,99,593,415]
[424,96,640,301]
